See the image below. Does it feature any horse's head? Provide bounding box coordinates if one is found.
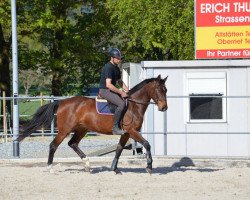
[150,75,168,111]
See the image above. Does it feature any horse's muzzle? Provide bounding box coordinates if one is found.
[158,101,168,111]
[159,105,168,112]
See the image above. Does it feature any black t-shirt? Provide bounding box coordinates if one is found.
[99,62,121,89]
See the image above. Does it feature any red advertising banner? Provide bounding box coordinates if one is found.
[195,0,250,59]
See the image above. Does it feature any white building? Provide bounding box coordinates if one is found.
[123,60,250,158]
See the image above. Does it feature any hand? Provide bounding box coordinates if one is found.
[121,91,128,98]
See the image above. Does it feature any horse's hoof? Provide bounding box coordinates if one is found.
[47,165,55,174]
[114,169,122,175]
[82,157,91,172]
[146,167,152,174]
[84,167,91,173]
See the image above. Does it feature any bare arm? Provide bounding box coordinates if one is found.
[117,79,129,92]
[106,79,128,97]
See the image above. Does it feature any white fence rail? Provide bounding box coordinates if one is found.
[1,95,250,139]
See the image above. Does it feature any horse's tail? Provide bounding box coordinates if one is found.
[16,101,60,142]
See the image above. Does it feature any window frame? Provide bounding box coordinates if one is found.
[186,72,227,123]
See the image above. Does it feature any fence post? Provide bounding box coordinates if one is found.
[3,91,7,142]
[40,92,44,137]
[164,111,167,155]
[11,0,20,158]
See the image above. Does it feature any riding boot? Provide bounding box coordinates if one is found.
[112,108,126,135]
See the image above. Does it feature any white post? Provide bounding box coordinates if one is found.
[11,0,19,157]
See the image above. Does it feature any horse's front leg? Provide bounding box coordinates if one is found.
[130,130,153,174]
[141,140,153,174]
[111,133,130,174]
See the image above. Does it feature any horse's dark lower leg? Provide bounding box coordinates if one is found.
[48,142,58,166]
[111,144,123,173]
[129,132,153,174]
[69,143,86,159]
[68,130,90,171]
[141,140,153,173]
[111,133,129,174]
[47,134,69,172]
[68,132,87,159]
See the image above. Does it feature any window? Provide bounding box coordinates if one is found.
[190,94,222,119]
[187,72,227,122]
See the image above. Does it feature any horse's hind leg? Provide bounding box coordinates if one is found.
[47,132,69,173]
[68,130,87,159]
[111,133,130,174]
[68,129,90,172]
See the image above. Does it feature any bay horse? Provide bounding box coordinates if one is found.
[16,75,168,174]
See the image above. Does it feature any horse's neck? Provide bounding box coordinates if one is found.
[130,89,151,114]
[131,88,150,102]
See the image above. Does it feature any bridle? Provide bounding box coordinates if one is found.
[123,95,166,126]
[126,83,167,106]
[127,98,164,105]
[122,97,165,126]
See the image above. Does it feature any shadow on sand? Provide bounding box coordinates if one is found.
[62,157,223,175]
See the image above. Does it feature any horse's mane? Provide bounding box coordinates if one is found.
[127,78,156,96]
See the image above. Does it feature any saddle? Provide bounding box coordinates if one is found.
[96,95,117,115]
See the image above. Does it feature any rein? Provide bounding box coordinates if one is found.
[122,98,157,126]
[127,98,156,105]
[123,98,155,126]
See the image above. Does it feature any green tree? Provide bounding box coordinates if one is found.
[21,0,111,95]
[106,0,194,61]
[0,1,45,97]
[1,0,112,98]
[0,1,11,101]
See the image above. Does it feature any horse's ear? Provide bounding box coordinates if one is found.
[163,76,168,83]
[157,74,161,81]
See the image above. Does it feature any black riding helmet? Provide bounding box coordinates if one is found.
[109,48,123,59]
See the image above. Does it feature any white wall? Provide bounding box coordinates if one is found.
[141,60,250,158]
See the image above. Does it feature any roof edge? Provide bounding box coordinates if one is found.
[141,60,250,68]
